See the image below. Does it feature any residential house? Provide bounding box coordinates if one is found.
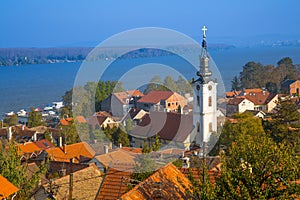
[18,142,42,161]
[226,97,254,116]
[241,89,278,112]
[88,113,116,129]
[101,90,144,117]
[136,91,188,112]
[0,128,8,140]
[281,79,300,96]
[226,88,278,115]
[120,163,192,200]
[0,174,19,200]
[38,164,102,200]
[45,142,95,163]
[130,111,195,150]
[13,125,38,142]
[92,147,142,172]
[245,110,266,118]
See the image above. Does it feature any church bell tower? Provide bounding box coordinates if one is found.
[192,26,218,147]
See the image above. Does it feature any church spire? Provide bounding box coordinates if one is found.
[198,25,212,82]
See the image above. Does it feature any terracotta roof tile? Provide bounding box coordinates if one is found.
[227,97,246,105]
[34,139,55,150]
[60,119,69,126]
[46,142,95,163]
[120,163,191,200]
[96,167,132,200]
[137,91,174,104]
[18,142,41,154]
[43,164,102,200]
[95,148,141,172]
[76,116,87,123]
[244,90,271,105]
[113,90,143,105]
[131,111,193,143]
[0,174,19,199]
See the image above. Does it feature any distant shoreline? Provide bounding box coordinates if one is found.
[0,45,235,67]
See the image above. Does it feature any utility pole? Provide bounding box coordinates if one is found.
[69,158,73,200]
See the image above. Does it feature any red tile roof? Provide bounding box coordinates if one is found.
[95,111,112,118]
[95,148,141,172]
[60,119,69,126]
[18,142,41,154]
[137,91,174,104]
[227,97,246,105]
[126,90,144,97]
[34,139,55,150]
[46,142,95,163]
[131,111,193,143]
[120,163,191,200]
[96,167,132,200]
[60,118,74,126]
[76,116,87,123]
[113,90,143,105]
[0,174,19,199]
[44,164,102,200]
[244,90,271,105]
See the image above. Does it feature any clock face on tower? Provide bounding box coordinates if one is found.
[208,85,212,91]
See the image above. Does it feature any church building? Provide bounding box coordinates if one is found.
[192,26,218,148]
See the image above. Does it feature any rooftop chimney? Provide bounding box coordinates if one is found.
[104,145,109,154]
[7,127,12,140]
[59,136,63,147]
[63,144,67,154]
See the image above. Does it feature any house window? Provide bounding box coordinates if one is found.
[176,102,178,106]
[208,96,212,107]
[168,103,171,107]
[209,122,213,132]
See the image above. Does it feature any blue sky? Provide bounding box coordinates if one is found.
[1,0,300,47]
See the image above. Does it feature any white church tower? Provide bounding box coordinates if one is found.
[192,26,218,148]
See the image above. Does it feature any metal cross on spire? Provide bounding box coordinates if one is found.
[202,26,207,38]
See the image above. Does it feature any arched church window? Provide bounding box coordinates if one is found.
[197,96,200,106]
[209,122,212,132]
[208,96,212,107]
[197,122,200,132]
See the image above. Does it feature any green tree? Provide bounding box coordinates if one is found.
[152,134,161,151]
[212,112,265,155]
[131,153,157,182]
[0,142,48,199]
[240,61,264,89]
[112,127,130,147]
[263,98,300,154]
[164,75,178,92]
[125,118,134,134]
[211,112,300,199]
[3,114,18,126]
[266,82,278,93]
[27,107,45,127]
[187,160,216,200]
[61,120,79,144]
[231,75,242,91]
